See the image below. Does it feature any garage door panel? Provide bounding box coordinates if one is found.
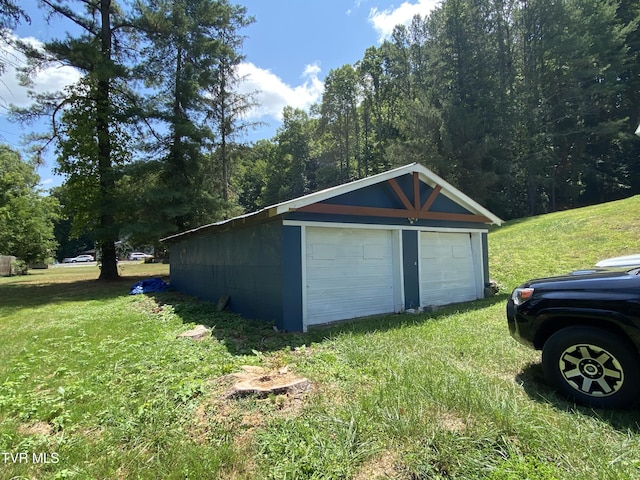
[452,245,470,258]
[306,227,395,326]
[420,232,477,307]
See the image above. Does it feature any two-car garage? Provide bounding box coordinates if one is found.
[164,163,503,332]
[302,225,486,329]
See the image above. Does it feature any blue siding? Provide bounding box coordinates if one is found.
[282,226,303,331]
[169,221,285,328]
[322,173,464,211]
[322,180,406,209]
[402,230,420,309]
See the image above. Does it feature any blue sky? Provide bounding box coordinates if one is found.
[0,0,440,188]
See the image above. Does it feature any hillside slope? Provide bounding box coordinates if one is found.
[489,195,640,290]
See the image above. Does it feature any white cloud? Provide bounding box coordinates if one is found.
[237,62,324,121]
[2,33,324,131]
[0,34,81,113]
[369,0,441,41]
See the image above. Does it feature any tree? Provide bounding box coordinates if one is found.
[134,0,220,233]
[418,1,507,207]
[357,46,399,175]
[0,145,58,265]
[204,2,255,207]
[274,107,317,196]
[13,0,135,280]
[49,186,94,262]
[133,0,254,230]
[613,0,640,196]
[237,139,272,210]
[509,0,632,214]
[320,65,360,181]
[565,0,632,207]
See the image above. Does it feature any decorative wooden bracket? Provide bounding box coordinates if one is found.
[297,172,491,223]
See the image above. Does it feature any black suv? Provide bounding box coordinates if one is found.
[507,268,640,408]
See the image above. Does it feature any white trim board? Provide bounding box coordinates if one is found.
[283,220,488,234]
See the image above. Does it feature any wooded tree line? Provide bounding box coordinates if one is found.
[1,0,639,279]
[242,0,640,223]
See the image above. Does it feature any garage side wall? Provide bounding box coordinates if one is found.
[169,221,284,326]
[282,225,303,332]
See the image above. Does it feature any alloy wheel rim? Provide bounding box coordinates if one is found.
[558,344,624,397]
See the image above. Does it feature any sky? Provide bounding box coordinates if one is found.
[0,0,441,188]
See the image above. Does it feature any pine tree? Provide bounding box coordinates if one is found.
[13,0,135,280]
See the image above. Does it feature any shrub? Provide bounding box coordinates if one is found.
[10,259,28,275]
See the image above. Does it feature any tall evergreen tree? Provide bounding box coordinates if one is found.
[133,0,253,230]
[203,2,254,208]
[134,0,220,232]
[13,0,134,280]
[616,0,640,195]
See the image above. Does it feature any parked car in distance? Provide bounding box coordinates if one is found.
[64,254,95,263]
[128,252,153,261]
[507,267,640,408]
[595,253,640,268]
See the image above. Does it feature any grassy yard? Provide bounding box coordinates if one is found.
[2,197,640,479]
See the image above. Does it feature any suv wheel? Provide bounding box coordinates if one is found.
[542,326,640,408]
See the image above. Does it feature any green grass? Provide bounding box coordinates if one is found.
[2,197,640,479]
[489,195,640,289]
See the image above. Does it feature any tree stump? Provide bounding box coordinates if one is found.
[224,366,312,399]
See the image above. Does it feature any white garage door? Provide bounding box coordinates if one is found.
[420,232,478,307]
[305,227,396,326]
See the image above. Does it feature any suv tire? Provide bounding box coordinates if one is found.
[542,326,640,408]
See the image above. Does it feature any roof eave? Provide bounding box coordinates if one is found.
[160,162,503,243]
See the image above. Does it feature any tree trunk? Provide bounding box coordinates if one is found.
[219,63,229,203]
[172,46,187,232]
[97,0,118,281]
[99,239,119,280]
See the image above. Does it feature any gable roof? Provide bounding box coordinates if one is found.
[161,163,503,242]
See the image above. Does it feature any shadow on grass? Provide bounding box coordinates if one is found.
[516,362,640,432]
[147,290,509,356]
[0,272,170,313]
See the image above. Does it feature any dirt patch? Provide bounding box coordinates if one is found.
[437,411,469,433]
[190,366,312,444]
[188,365,313,478]
[353,451,408,480]
[17,421,53,436]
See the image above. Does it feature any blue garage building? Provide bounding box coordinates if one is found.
[161,163,503,332]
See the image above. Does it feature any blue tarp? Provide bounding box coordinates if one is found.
[129,278,169,295]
